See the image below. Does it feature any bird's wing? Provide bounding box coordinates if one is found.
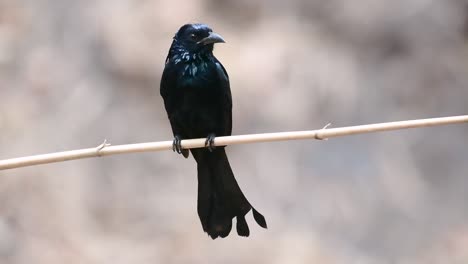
[160,64,176,116]
[215,60,233,136]
[160,44,177,106]
[160,62,188,139]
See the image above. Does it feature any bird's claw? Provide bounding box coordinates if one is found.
[173,135,183,154]
[205,133,216,152]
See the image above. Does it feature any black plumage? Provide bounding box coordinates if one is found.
[160,24,267,239]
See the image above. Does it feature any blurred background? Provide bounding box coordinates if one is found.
[0,0,468,263]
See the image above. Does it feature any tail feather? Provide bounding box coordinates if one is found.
[252,208,267,229]
[236,215,250,237]
[191,148,267,239]
[209,211,232,238]
[195,156,211,233]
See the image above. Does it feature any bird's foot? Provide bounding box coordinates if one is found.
[172,135,189,158]
[173,135,183,154]
[205,133,216,152]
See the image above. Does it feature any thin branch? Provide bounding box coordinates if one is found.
[0,115,467,171]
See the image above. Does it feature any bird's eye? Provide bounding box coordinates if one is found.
[190,33,197,40]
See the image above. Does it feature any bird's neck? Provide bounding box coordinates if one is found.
[169,43,213,65]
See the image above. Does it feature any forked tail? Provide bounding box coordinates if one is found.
[191,148,267,239]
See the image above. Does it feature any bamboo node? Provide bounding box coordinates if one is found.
[96,139,111,156]
[315,123,331,140]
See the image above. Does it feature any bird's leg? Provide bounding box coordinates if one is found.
[173,135,183,154]
[205,133,216,152]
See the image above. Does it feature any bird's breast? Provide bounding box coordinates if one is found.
[176,62,217,89]
[181,61,209,78]
[171,51,213,78]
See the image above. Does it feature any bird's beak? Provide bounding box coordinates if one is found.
[197,32,225,45]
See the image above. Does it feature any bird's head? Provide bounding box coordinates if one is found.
[172,23,225,55]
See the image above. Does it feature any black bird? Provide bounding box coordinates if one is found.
[160,24,267,239]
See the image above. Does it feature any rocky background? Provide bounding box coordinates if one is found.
[1,0,468,263]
